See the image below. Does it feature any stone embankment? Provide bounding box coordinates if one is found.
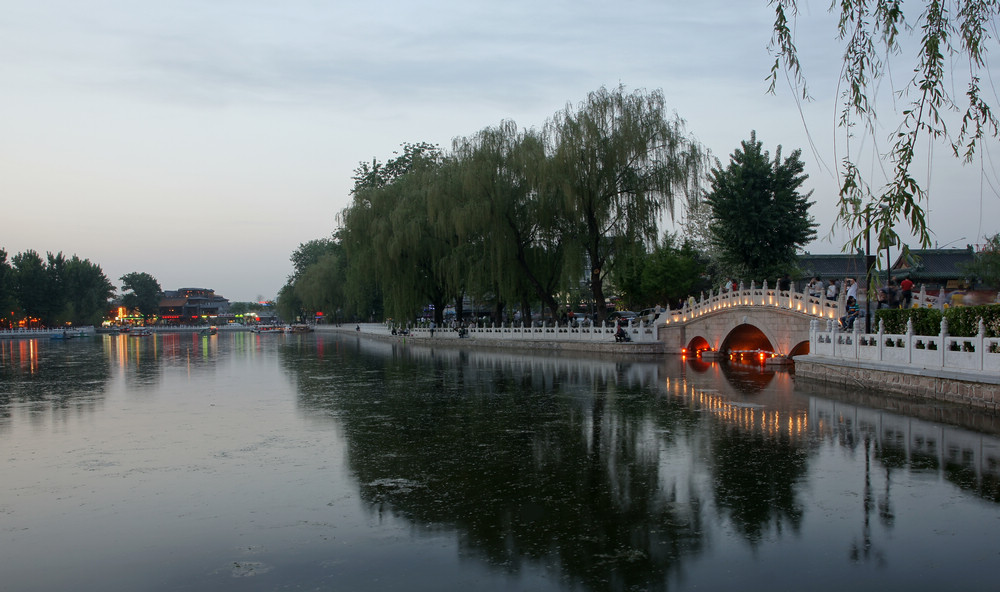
[799,318,1000,413]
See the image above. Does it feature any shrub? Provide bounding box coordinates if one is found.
[945,304,1000,337]
[875,304,1000,336]
[874,307,943,335]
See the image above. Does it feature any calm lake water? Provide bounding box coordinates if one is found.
[2,331,999,592]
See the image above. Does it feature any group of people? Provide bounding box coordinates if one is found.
[838,277,914,329]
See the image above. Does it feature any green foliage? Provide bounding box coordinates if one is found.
[770,0,1000,256]
[119,272,162,322]
[706,132,817,280]
[11,250,49,322]
[874,307,943,335]
[324,88,707,323]
[545,85,705,321]
[61,256,115,325]
[642,237,711,308]
[0,248,18,326]
[612,234,709,310]
[945,305,1000,337]
[874,304,1000,337]
[289,238,338,283]
[275,283,302,323]
[452,121,565,318]
[961,233,1000,289]
[1,248,114,326]
[295,251,345,315]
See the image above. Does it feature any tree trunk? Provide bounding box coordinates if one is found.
[591,267,606,323]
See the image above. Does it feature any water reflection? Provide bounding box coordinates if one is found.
[0,337,111,430]
[3,332,999,591]
[288,344,707,590]
[284,337,1000,591]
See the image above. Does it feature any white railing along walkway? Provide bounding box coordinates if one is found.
[0,326,97,339]
[388,320,661,344]
[809,317,1000,377]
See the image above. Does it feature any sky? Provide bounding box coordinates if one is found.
[2,0,998,302]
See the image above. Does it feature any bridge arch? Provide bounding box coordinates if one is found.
[788,340,810,358]
[661,303,820,357]
[685,335,712,355]
[720,323,774,353]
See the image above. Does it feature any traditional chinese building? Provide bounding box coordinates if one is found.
[159,288,230,323]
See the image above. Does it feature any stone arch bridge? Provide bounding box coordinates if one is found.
[656,282,843,359]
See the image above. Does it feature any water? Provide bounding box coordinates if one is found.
[1,331,998,592]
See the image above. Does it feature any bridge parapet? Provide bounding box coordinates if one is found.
[657,281,840,328]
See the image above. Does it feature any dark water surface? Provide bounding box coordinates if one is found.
[1,332,998,592]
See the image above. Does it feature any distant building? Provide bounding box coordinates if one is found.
[796,251,869,283]
[159,288,230,323]
[796,246,978,292]
[890,246,976,290]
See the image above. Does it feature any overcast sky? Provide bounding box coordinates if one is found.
[2,0,997,301]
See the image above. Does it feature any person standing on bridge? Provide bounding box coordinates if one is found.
[807,277,823,298]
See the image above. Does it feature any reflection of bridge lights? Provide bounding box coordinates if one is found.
[728,349,778,365]
[685,387,809,437]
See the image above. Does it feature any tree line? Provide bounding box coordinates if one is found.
[0,248,115,328]
[0,247,174,328]
[277,86,820,325]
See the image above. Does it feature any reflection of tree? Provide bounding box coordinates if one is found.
[286,343,709,592]
[850,436,888,565]
[944,458,1000,503]
[708,424,807,545]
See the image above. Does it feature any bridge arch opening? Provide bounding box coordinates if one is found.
[788,340,810,358]
[720,323,774,358]
[685,336,712,356]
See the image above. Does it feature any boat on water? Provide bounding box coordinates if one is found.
[50,330,78,340]
[199,326,218,336]
[251,325,285,334]
[285,324,313,334]
[130,328,153,337]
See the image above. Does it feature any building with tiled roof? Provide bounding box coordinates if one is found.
[158,288,230,323]
[795,251,869,282]
[890,247,976,289]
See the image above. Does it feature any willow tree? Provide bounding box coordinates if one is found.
[294,248,345,318]
[425,155,480,323]
[338,143,441,322]
[353,150,456,324]
[770,0,1000,255]
[454,121,567,321]
[545,86,704,322]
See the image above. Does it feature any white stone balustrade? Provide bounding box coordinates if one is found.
[808,317,1000,376]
